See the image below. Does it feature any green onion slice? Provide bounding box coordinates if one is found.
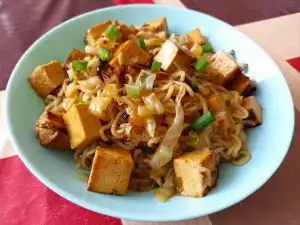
[187,131,199,146]
[98,47,112,61]
[77,96,85,104]
[135,70,156,91]
[202,44,214,52]
[104,25,119,40]
[136,38,146,50]
[194,56,208,72]
[125,84,140,97]
[191,77,199,92]
[151,61,162,72]
[191,111,216,132]
[72,60,88,71]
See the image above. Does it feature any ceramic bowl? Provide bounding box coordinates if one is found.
[5,4,294,222]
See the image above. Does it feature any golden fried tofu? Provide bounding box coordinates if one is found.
[205,51,240,85]
[37,111,65,129]
[36,111,71,150]
[208,93,235,131]
[63,104,101,149]
[174,150,219,198]
[243,96,262,128]
[154,40,195,72]
[28,61,67,97]
[65,48,86,65]
[145,17,168,33]
[85,20,112,47]
[186,28,206,46]
[37,127,71,150]
[119,24,137,40]
[227,72,257,96]
[109,40,150,67]
[88,146,133,195]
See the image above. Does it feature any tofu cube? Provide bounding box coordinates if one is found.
[154,40,195,72]
[85,20,112,47]
[109,40,150,67]
[88,146,133,195]
[119,24,137,40]
[36,111,71,150]
[28,61,66,97]
[37,127,71,150]
[37,111,66,130]
[227,73,257,97]
[243,96,262,128]
[186,28,206,46]
[207,93,235,131]
[63,104,101,149]
[145,17,168,33]
[205,51,239,85]
[65,48,86,65]
[174,150,219,197]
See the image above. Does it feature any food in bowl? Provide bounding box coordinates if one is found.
[28,17,262,202]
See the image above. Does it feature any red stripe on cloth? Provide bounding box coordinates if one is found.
[0,156,122,225]
[287,57,300,73]
[113,0,154,5]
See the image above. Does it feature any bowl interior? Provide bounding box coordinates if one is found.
[5,5,294,221]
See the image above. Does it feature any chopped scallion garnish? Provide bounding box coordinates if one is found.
[191,111,216,132]
[104,25,119,40]
[151,61,162,72]
[194,56,208,72]
[98,47,112,61]
[202,44,214,52]
[136,38,146,50]
[191,77,199,92]
[77,96,85,104]
[187,131,199,146]
[72,60,88,71]
[125,84,140,97]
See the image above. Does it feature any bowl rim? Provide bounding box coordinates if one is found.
[4,4,295,222]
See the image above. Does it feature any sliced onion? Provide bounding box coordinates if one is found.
[145,117,156,138]
[85,45,98,55]
[135,70,156,91]
[78,76,104,92]
[65,82,79,98]
[150,88,185,169]
[143,93,164,115]
[62,98,76,111]
[137,105,153,117]
[190,43,203,59]
[89,96,112,117]
[154,169,176,202]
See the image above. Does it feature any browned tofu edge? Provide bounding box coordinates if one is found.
[37,127,71,150]
[109,39,150,67]
[144,17,168,33]
[84,20,112,46]
[65,48,86,65]
[243,96,263,128]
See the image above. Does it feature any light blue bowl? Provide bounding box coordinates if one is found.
[5,5,294,222]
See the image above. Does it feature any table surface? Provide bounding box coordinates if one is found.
[1,1,300,225]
